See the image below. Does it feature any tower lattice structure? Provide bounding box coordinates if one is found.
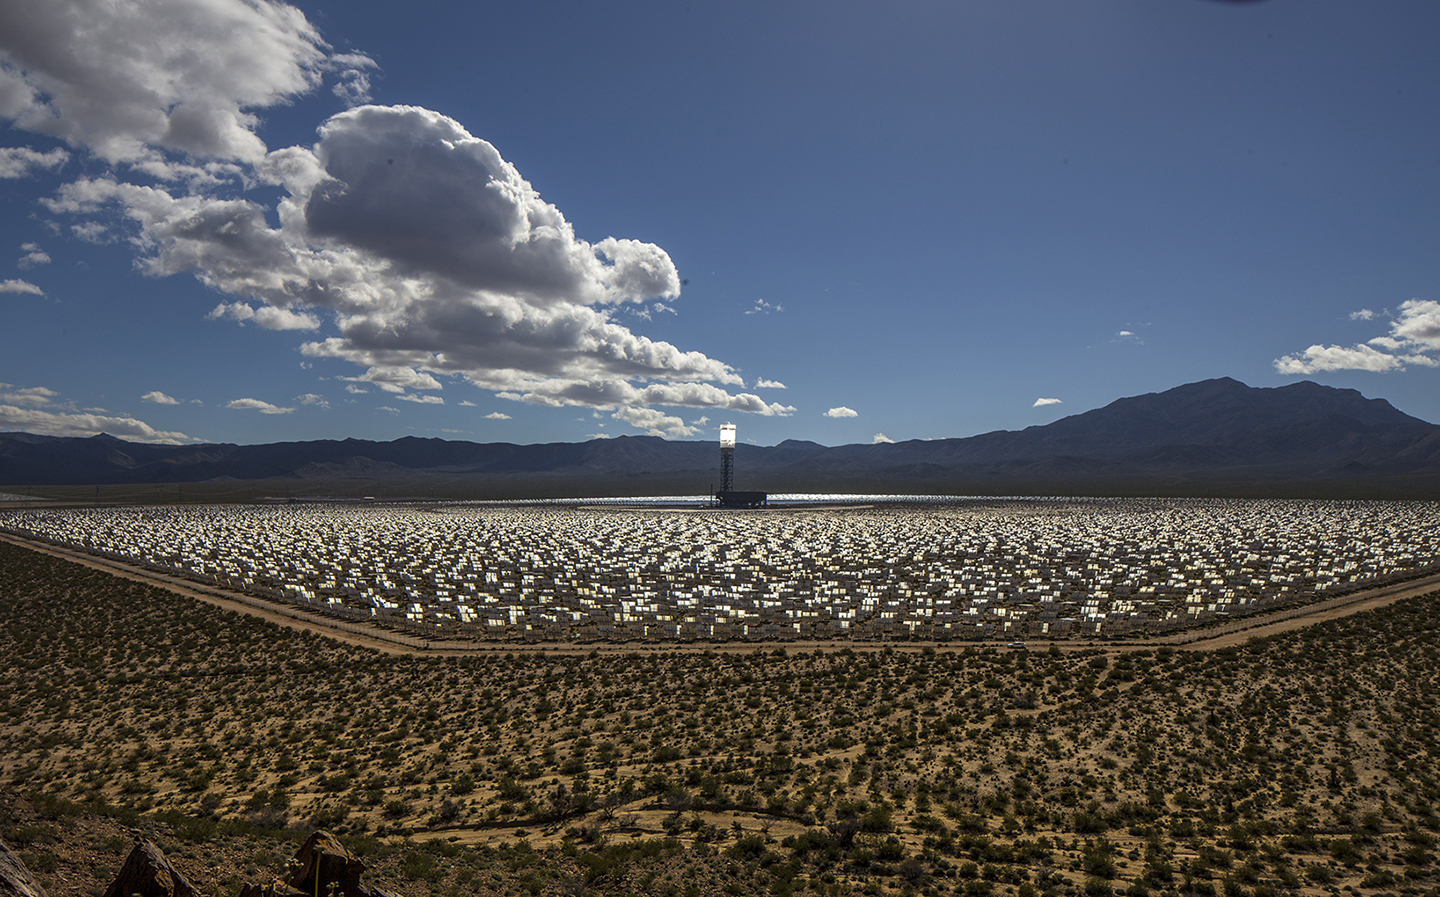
[720,444,734,493]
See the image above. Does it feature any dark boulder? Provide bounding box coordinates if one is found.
[101,840,197,897]
[286,832,396,897]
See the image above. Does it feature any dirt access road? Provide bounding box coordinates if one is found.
[4,530,1438,657]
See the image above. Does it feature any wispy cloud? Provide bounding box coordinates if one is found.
[17,243,50,269]
[0,384,58,406]
[329,53,376,107]
[142,391,181,405]
[0,383,188,442]
[0,147,69,179]
[296,393,328,408]
[0,404,190,443]
[340,369,442,395]
[745,299,783,315]
[613,406,702,438]
[1033,397,1062,407]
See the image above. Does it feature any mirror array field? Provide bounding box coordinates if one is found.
[3,497,1438,641]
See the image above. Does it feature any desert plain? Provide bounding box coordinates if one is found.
[1,501,1439,897]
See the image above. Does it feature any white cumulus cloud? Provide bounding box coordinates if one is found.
[1033,397,1062,407]
[1275,300,1440,374]
[485,412,511,420]
[11,0,782,430]
[226,397,293,414]
[301,105,681,306]
[824,406,858,418]
[1389,299,1440,351]
[142,390,180,405]
[208,301,320,330]
[0,278,43,295]
[755,378,787,389]
[0,0,343,166]
[872,432,894,444]
[1274,344,1405,374]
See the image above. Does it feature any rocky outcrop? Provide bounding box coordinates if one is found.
[81,829,393,897]
[0,836,47,897]
[101,840,197,897]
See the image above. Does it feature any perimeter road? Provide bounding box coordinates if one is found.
[3,530,1438,657]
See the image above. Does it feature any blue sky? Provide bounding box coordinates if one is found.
[2,0,1439,447]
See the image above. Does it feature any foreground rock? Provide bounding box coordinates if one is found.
[0,836,47,897]
[239,832,396,897]
[101,840,196,897]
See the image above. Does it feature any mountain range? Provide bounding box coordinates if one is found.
[4,378,1440,498]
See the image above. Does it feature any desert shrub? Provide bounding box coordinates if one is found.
[381,799,410,819]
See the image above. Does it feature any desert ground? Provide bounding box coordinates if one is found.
[2,537,1439,896]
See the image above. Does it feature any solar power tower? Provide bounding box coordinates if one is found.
[716,423,767,508]
[719,423,736,493]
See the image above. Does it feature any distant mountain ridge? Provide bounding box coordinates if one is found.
[3,378,1440,496]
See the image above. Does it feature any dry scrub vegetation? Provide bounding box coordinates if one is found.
[2,540,1439,897]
